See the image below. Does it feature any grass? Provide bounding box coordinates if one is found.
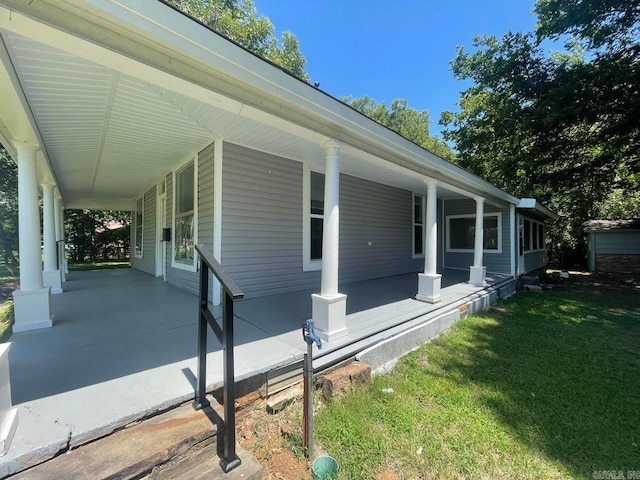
[67,261,130,272]
[315,280,640,479]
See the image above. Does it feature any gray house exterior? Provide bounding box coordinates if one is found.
[0,0,557,340]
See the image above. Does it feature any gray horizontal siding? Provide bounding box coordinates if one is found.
[443,199,512,274]
[221,143,422,298]
[221,143,318,297]
[165,142,215,296]
[595,231,640,254]
[339,174,420,284]
[131,185,156,276]
[523,251,546,273]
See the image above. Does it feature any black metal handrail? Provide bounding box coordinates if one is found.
[193,244,244,473]
[56,240,65,270]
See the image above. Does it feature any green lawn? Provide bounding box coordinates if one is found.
[316,279,640,479]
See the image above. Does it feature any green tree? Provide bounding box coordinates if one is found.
[166,0,309,81]
[441,0,640,267]
[345,96,456,162]
[0,146,18,265]
[65,210,131,263]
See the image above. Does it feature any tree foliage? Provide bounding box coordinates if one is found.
[441,0,640,267]
[0,146,18,265]
[345,96,456,162]
[166,0,309,81]
[65,210,131,263]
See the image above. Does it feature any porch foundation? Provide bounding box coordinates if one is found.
[43,270,63,295]
[416,273,442,303]
[312,293,348,342]
[0,344,18,457]
[12,288,53,333]
[469,266,486,287]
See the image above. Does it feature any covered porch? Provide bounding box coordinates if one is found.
[1,267,513,475]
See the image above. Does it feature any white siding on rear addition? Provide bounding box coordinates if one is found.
[131,185,156,275]
[221,143,423,299]
[165,142,215,295]
[443,199,511,274]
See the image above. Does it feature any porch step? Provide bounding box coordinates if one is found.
[9,398,262,480]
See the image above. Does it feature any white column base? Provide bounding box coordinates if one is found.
[0,344,18,456]
[43,270,63,294]
[416,273,442,303]
[312,293,348,342]
[12,288,53,332]
[469,266,487,287]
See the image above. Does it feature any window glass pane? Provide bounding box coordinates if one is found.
[538,223,544,250]
[310,172,324,215]
[135,198,143,256]
[177,163,194,215]
[524,220,531,251]
[483,217,499,250]
[175,213,194,263]
[450,218,475,249]
[414,196,423,224]
[311,217,323,260]
[414,225,423,255]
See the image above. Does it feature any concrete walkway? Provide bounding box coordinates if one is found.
[1,268,509,477]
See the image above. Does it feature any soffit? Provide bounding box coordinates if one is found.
[1,30,469,209]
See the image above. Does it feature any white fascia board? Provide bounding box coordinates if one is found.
[518,198,559,221]
[2,0,517,205]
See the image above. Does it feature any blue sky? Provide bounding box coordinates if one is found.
[252,0,539,137]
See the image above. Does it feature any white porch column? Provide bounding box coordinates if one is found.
[54,196,66,282]
[469,196,486,286]
[509,204,516,277]
[417,180,441,302]
[312,139,347,342]
[0,344,18,456]
[42,184,62,294]
[12,143,53,332]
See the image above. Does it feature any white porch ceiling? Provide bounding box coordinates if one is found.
[1,29,466,210]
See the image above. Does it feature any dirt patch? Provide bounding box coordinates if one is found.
[237,399,310,480]
[377,468,401,480]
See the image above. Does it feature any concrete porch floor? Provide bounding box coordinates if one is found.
[1,267,510,476]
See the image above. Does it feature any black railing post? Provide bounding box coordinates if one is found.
[220,289,240,472]
[192,244,244,473]
[193,256,210,410]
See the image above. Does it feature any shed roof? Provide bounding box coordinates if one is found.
[583,219,640,232]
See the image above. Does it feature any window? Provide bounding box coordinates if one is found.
[303,166,324,271]
[310,171,324,260]
[173,159,197,270]
[523,219,544,252]
[134,196,143,258]
[537,222,544,250]
[446,213,502,253]
[413,194,424,256]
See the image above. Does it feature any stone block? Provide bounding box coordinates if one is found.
[319,361,371,400]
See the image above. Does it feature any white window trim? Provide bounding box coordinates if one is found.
[523,218,545,253]
[446,212,503,254]
[171,154,199,272]
[134,195,144,259]
[302,163,322,272]
[412,193,425,259]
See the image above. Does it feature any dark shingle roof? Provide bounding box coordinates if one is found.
[583,219,640,232]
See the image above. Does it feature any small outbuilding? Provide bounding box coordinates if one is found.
[583,219,640,275]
